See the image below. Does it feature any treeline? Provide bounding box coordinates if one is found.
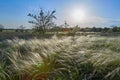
[51,26,120,32]
[0,29,30,32]
[1,26,120,33]
[80,26,120,32]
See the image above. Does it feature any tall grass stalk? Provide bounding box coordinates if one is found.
[0,35,120,80]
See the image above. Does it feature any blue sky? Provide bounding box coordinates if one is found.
[0,0,120,28]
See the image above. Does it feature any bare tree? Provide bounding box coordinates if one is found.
[28,9,56,34]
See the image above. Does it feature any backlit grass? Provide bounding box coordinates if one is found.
[0,35,120,80]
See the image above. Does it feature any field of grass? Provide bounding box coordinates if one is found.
[0,35,120,80]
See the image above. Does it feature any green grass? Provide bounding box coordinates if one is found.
[0,35,120,80]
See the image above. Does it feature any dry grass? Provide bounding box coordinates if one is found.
[0,35,120,80]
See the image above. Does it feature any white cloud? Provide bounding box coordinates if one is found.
[55,5,120,27]
[56,12,120,27]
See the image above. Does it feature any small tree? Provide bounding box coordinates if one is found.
[63,21,70,32]
[28,9,56,34]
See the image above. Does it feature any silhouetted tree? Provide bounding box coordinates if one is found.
[80,28,86,32]
[103,27,109,32]
[97,27,102,32]
[92,27,97,32]
[28,9,56,34]
[112,26,120,32]
[84,27,92,32]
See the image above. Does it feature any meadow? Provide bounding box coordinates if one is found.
[0,0,120,79]
[0,34,120,80]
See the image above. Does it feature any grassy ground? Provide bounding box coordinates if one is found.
[0,35,120,80]
[1,31,120,40]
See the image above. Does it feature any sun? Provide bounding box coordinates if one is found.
[71,8,86,23]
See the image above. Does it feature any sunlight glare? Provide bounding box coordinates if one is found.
[71,8,86,23]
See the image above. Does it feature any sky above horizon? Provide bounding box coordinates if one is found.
[0,0,120,29]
